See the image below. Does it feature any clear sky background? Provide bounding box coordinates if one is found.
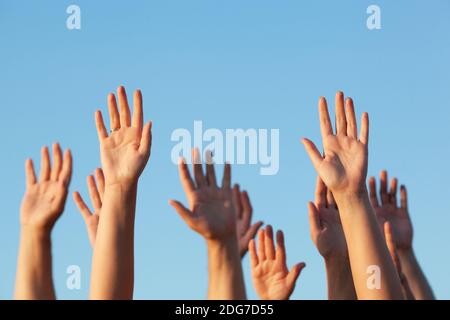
[0,0,449,300]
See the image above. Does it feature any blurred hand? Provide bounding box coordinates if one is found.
[20,144,72,232]
[369,171,413,250]
[170,150,239,241]
[308,177,348,259]
[235,189,263,258]
[95,86,152,187]
[302,92,369,197]
[249,226,305,300]
[73,168,105,247]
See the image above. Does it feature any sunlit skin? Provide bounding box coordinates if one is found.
[302,92,403,299]
[308,177,356,299]
[370,172,435,300]
[88,86,152,300]
[15,144,72,300]
[170,150,246,300]
[249,226,305,300]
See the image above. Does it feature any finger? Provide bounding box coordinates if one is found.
[249,239,259,268]
[192,148,206,188]
[138,121,153,157]
[257,228,266,261]
[39,146,51,182]
[50,143,63,181]
[265,225,276,260]
[244,221,264,243]
[335,91,347,135]
[95,168,105,202]
[319,96,333,139]
[108,93,120,131]
[327,189,336,208]
[359,112,369,145]
[169,200,194,225]
[369,177,380,208]
[58,149,73,187]
[380,170,389,205]
[400,185,408,210]
[389,178,398,206]
[315,176,327,208]
[287,262,306,287]
[384,222,401,271]
[205,150,217,187]
[275,230,287,264]
[87,175,102,211]
[132,89,143,131]
[308,202,322,236]
[233,185,243,220]
[25,159,37,188]
[178,158,196,194]
[95,110,108,140]
[345,97,358,139]
[117,86,131,127]
[73,192,92,220]
[301,138,323,172]
[222,162,231,189]
[240,191,253,230]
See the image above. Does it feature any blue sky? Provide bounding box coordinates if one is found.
[0,0,449,299]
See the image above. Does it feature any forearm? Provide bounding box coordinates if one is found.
[324,255,357,300]
[15,228,55,300]
[89,183,137,300]
[398,249,435,300]
[335,191,403,300]
[207,237,246,300]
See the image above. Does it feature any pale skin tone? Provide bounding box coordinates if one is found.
[308,177,357,300]
[88,86,152,300]
[74,168,263,254]
[249,226,305,300]
[370,172,435,299]
[302,92,403,299]
[170,149,246,300]
[15,144,72,300]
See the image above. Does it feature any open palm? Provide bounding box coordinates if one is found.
[302,92,369,195]
[369,171,413,250]
[170,150,238,241]
[249,226,305,300]
[21,144,72,231]
[95,86,152,186]
[308,177,348,259]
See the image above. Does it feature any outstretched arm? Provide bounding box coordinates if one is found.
[15,144,72,299]
[249,226,305,300]
[370,172,435,300]
[302,92,403,299]
[170,150,246,300]
[308,177,356,300]
[89,87,152,299]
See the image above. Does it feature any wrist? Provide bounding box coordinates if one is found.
[20,225,52,242]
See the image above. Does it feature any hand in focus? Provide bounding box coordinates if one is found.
[302,92,369,197]
[95,86,152,187]
[249,226,305,300]
[20,144,72,233]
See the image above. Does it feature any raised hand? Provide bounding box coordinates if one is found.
[249,226,305,300]
[170,150,238,241]
[73,168,105,247]
[235,188,264,258]
[21,144,73,232]
[302,92,369,196]
[369,171,413,250]
[308,177,347,259]
[95,86,152,187]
